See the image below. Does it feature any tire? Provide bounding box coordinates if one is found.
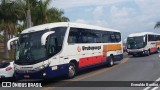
[133,54,136,57]
[146,50,150,56]
[67,63,76,78]
[155,48,158,53]
[107,56,114,67]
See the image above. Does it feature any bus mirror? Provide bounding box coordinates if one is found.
[41,31,55,45]
[7,37,19,50]
[143,37,145,42]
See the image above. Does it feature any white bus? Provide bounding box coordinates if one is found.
[127,32,159,56]
[7,22,123,80]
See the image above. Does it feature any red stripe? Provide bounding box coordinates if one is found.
[150,47,157,53]
[79,55,105,68]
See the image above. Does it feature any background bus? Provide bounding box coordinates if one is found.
[127,32,159,56]
[7,22,123,80]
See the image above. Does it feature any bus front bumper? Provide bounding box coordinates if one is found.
[128,50,148,55]
[15,64,68,80]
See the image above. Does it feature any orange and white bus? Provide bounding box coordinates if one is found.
[127,32,159,56]
[7,22,123,80]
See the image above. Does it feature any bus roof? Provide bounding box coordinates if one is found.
[21,22,120,34]
[128,32,158,37]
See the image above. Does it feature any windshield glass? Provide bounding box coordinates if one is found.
[15,30,47,64]
[127,36,146,49]
[15,27,67,65]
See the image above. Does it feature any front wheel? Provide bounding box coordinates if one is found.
[67,63,76,78]
[146,50,150,56]
[133,54,136,57]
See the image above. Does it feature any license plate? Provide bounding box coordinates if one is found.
[24,75,30,78]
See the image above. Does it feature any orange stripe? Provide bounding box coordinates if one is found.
[156,41,160,46]
[103,44,122,52]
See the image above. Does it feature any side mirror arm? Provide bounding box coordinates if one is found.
[41,31,55,45]
[7,37,19,50]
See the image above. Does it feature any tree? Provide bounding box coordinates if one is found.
[0,0,69,59]
[0,0,20,59]
[32,0,69,26]
[155,21,160,29]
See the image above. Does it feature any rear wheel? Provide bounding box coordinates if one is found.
[67,63,76,78]
[107,56,114,67]
[155,48,158,53]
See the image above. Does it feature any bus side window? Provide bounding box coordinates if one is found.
[110,32,116,43]
[115,32,121,42]
[47,35,57,57]
[68,28,82,44]
[102,31,112,43]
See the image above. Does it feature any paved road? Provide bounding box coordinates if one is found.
[1,52,160,90]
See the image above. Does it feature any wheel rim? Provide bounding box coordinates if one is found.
[69,65,75,77]
[110,58,113,66]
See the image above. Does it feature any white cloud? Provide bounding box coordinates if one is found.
[109,6,135,26]
[74,19,109,28]
[50,0,131,9]
[74,19,89,24]
[94,20,109,27]
[51,0,160,39]
[92,6,104,19]
[110,6,135,18]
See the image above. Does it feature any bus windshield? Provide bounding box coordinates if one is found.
[127,36,146,49]
[15,27,67,65]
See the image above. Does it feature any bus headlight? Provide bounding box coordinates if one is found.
[43,73,46,76]
[51,66,58,70]
[35,64,48,70]
[35,66,44,70]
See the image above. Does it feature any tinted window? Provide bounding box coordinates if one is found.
[68,28,121,43]
[68,28,82,43]
[115,32,121,42]
[148,34,156,41]
[102,32,112,43]
[51,27,67,46]
[156,35,160,41]
[110,32,117,42]
[81,29,101,43]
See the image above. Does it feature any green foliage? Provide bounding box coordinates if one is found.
[0,34,4,39]
[32,0,69,25]
[0,0,69,59]
[155,21,160,29]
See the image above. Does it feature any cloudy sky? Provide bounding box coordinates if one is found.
[50,0,160,40]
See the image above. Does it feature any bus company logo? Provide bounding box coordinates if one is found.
[77,46,81,52]
[82,46,101,51]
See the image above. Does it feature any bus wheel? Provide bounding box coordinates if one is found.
[146,50,150,56]
[107,56,114,67]
[67,63,76,78]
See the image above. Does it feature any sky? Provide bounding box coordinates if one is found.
[50,0,160,41]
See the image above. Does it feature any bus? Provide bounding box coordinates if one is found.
[127,32,160,56]
[7,22,123,80]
